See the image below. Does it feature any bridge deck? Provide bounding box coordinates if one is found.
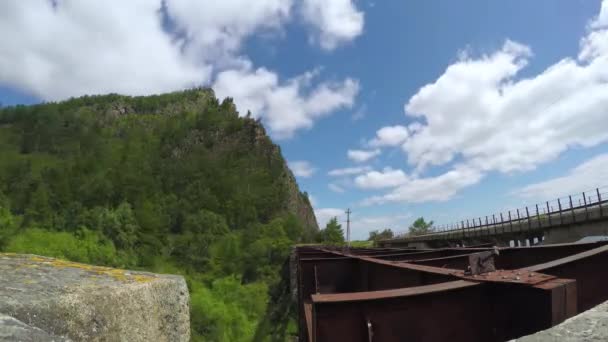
[381,197,608,246]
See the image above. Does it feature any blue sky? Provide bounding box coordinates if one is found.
[1,0,608,239]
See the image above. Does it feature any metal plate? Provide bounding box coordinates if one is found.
[451,269,555,285]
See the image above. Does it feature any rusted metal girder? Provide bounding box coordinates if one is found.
[297,241,608,342]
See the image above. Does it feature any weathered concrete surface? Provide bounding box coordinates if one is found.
[514,300,608,341]
[0,254,190,342]
[543,220,608,245]
[0,314,71,341]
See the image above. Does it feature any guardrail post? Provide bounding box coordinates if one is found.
[598,188,604,217]
[516,209,521,233]
[492,214,496,235]
[484,216,489,237]
[500,213,504,235]
[536,204,541,229]
[526,207,531,231]
[508,211,513,232]
[583,192,589,220]
[569,195,575,223]
[546,202,552,226]
[462,221,465,240]
[558,199,563,225]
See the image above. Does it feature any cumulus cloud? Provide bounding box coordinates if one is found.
[0,0,363,139]
[300,0,364,50]
[288,160,317,178]
[347,149,381,163]
[166,0,292,61]
[328,166,372,176]
[515,154,608,200]
[0,1,204,100]
[368,125,410,147]
[314,208,345,228]
[360,1,608,204]
[362,165,484,205]
[213,67,359,138]
[403,32,608,174]
[591,0,608,29]
[354,167,408,189]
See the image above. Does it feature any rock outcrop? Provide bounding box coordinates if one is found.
[102,88,319,233]
[0,254,190,342]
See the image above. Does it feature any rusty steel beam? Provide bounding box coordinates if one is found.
[297,242,608,342]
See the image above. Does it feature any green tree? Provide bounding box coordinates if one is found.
[318,217,344,244]
[85,203,139,250]
[0,194,16,249]
[173,209,229,270]
[408,217,434,236]
[0,89,319,341]
[368,228,394,242]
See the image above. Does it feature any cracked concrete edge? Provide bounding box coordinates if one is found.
[513,300,608,341]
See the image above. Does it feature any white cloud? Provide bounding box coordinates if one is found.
[328,166,372,176]
[300,0,364,50]
[0,0,363,139]
[362,165,484,205]
[515,154,608,200]
[359,4,608,204]
[354,167,408,189]
[591,0,608,29]
[314,208,345,228]
[403,32,608,174]
[213,66,359,138]
[328,183,345,193]
[288,160,317,178]
[165,0,292,61]
[347,148,381,163]
[0,1,204,100]
[368,125,410,147]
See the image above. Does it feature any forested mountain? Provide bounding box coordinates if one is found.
[0,88,318,341]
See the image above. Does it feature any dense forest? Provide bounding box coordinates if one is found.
[0,89,323,341]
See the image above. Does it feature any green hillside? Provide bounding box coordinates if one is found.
[0,88,318,341]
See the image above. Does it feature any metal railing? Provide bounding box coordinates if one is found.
[394,186,608,241]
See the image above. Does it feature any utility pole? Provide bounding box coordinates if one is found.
[345,208,351,247]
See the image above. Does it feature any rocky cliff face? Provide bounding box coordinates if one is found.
[247,121,319,232]
[0,254,190,342]
[98,88,319,232]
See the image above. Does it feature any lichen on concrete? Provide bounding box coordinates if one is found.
[0,253,190,341]
[513,300,608,341]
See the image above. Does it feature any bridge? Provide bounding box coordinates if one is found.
[294,241,608,341]
[379,186,608,249]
